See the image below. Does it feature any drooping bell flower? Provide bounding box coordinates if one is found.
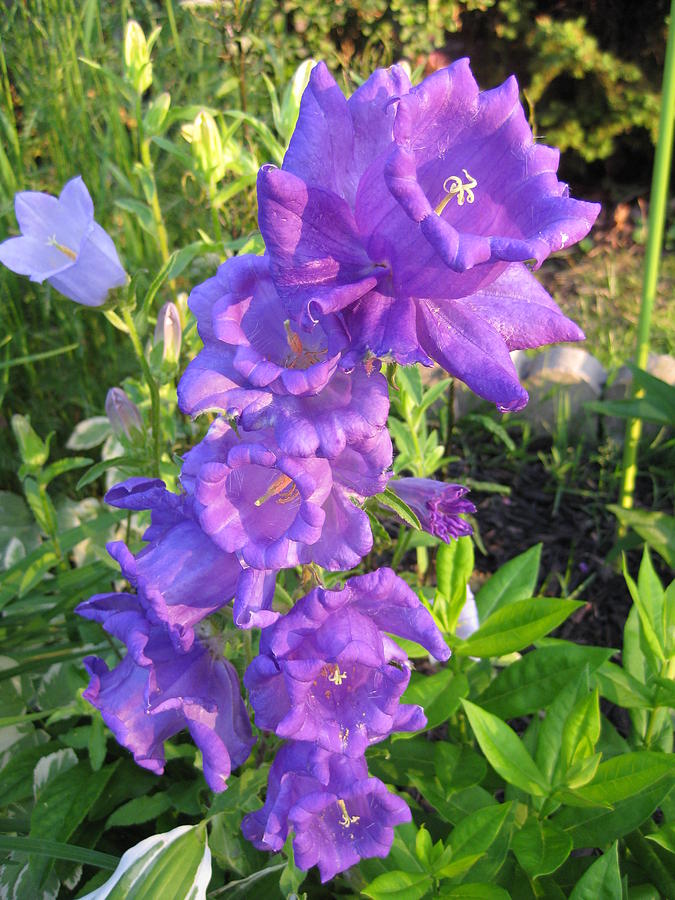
[257,60,600,412]
[244,568,449,755]
[391,477,475,542]
[0,176,127,306]
[242,742,411,882]
[178,254,390,459]
[180,417,391,571]
[76,593,255,792]
[104,477,277,635]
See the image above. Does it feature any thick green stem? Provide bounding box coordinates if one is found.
[618,0,675,516]
[122,307,162,478]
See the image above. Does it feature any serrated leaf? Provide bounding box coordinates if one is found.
[568,841,621,899]
[462,700,549,796]
[454,598,582,658]
[475,544,542,620]
[512,819,572,879]
[79,824,211,899]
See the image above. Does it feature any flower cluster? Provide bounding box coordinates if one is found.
[9,55,599,884]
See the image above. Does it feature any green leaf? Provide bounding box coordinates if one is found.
[553,778,675,848]
[81,824,211,899]
[568,842,621,899]
[362,871,433,900]
[592,661,655,709]
[66,417,112,450]
[0,835,118,870]
[475,544,542,620]
[400,669,468,733]
[11,414,50,466]
[453,598,583,658]
[40,456,93,487]
[462,700,549,796]
[623,557,666,662]
[76,456,129,490]
[436,537,474,631]
[628,363,675,423]
[279,835,307,896]
[396,366,424,406]
[114,197,156,235]
[512,819,573,879]
[646,822,675,853]
[608,506,675,568]
[479,643,612,719]
[438,885,510,899]
[106,793,173,828]
[562,751,675,807]
[374,488,422,531]
[444,803,513,878]
[559,689,601,772]
[141,242,204,316]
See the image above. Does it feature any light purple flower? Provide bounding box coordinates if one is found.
[244,568,448,755]
[178,254,390,459]
[105,477,278,635]
[180,417,391,571]
[76,593,255,792]
[391,478,475,541]
[0,176,127,306]
[242,742,411,882]
[257,60,600,411]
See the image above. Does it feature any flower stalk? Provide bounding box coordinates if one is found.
[121,306,162,477]
[618,0,675,516]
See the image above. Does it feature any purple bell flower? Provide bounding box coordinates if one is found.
[257,60,600,412]
[76,593,255,792]
[105,477,278,635]
[0,176,127,306]
[391,478,475,541]
[178,254,390,459]
[180,418,391,571]
[244,568,449,755]
[242,742,411,882]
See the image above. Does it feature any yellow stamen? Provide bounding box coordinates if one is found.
[337,798,360,828]
[254,473,300,507]
[435,169,477,214]
[328,666,348,686]
[47,235,77,261]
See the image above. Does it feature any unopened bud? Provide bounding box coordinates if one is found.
[154,301,182,366]
[105,387,144,441]
[181,110,225,185]
[124,20,158,94]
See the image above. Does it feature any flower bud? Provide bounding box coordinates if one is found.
[154,301,182,366]
[181,110,226,185]
[105,387,144,442]
[124,20,156,94]
[143,91,171,137]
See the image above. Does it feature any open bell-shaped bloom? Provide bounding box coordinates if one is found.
[104,476,278,635]
[178,254,390,459]
[242,742,411,882]
[257,60,600,411]
[245,568,449,755]
[76,593,255,792]
[0,176,127,306]
[181,417,391,571]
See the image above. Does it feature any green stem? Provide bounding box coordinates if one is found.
[122,307,162,478]
[165,0,182,61]
[618,0,675,518]
[140,135,171,264]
